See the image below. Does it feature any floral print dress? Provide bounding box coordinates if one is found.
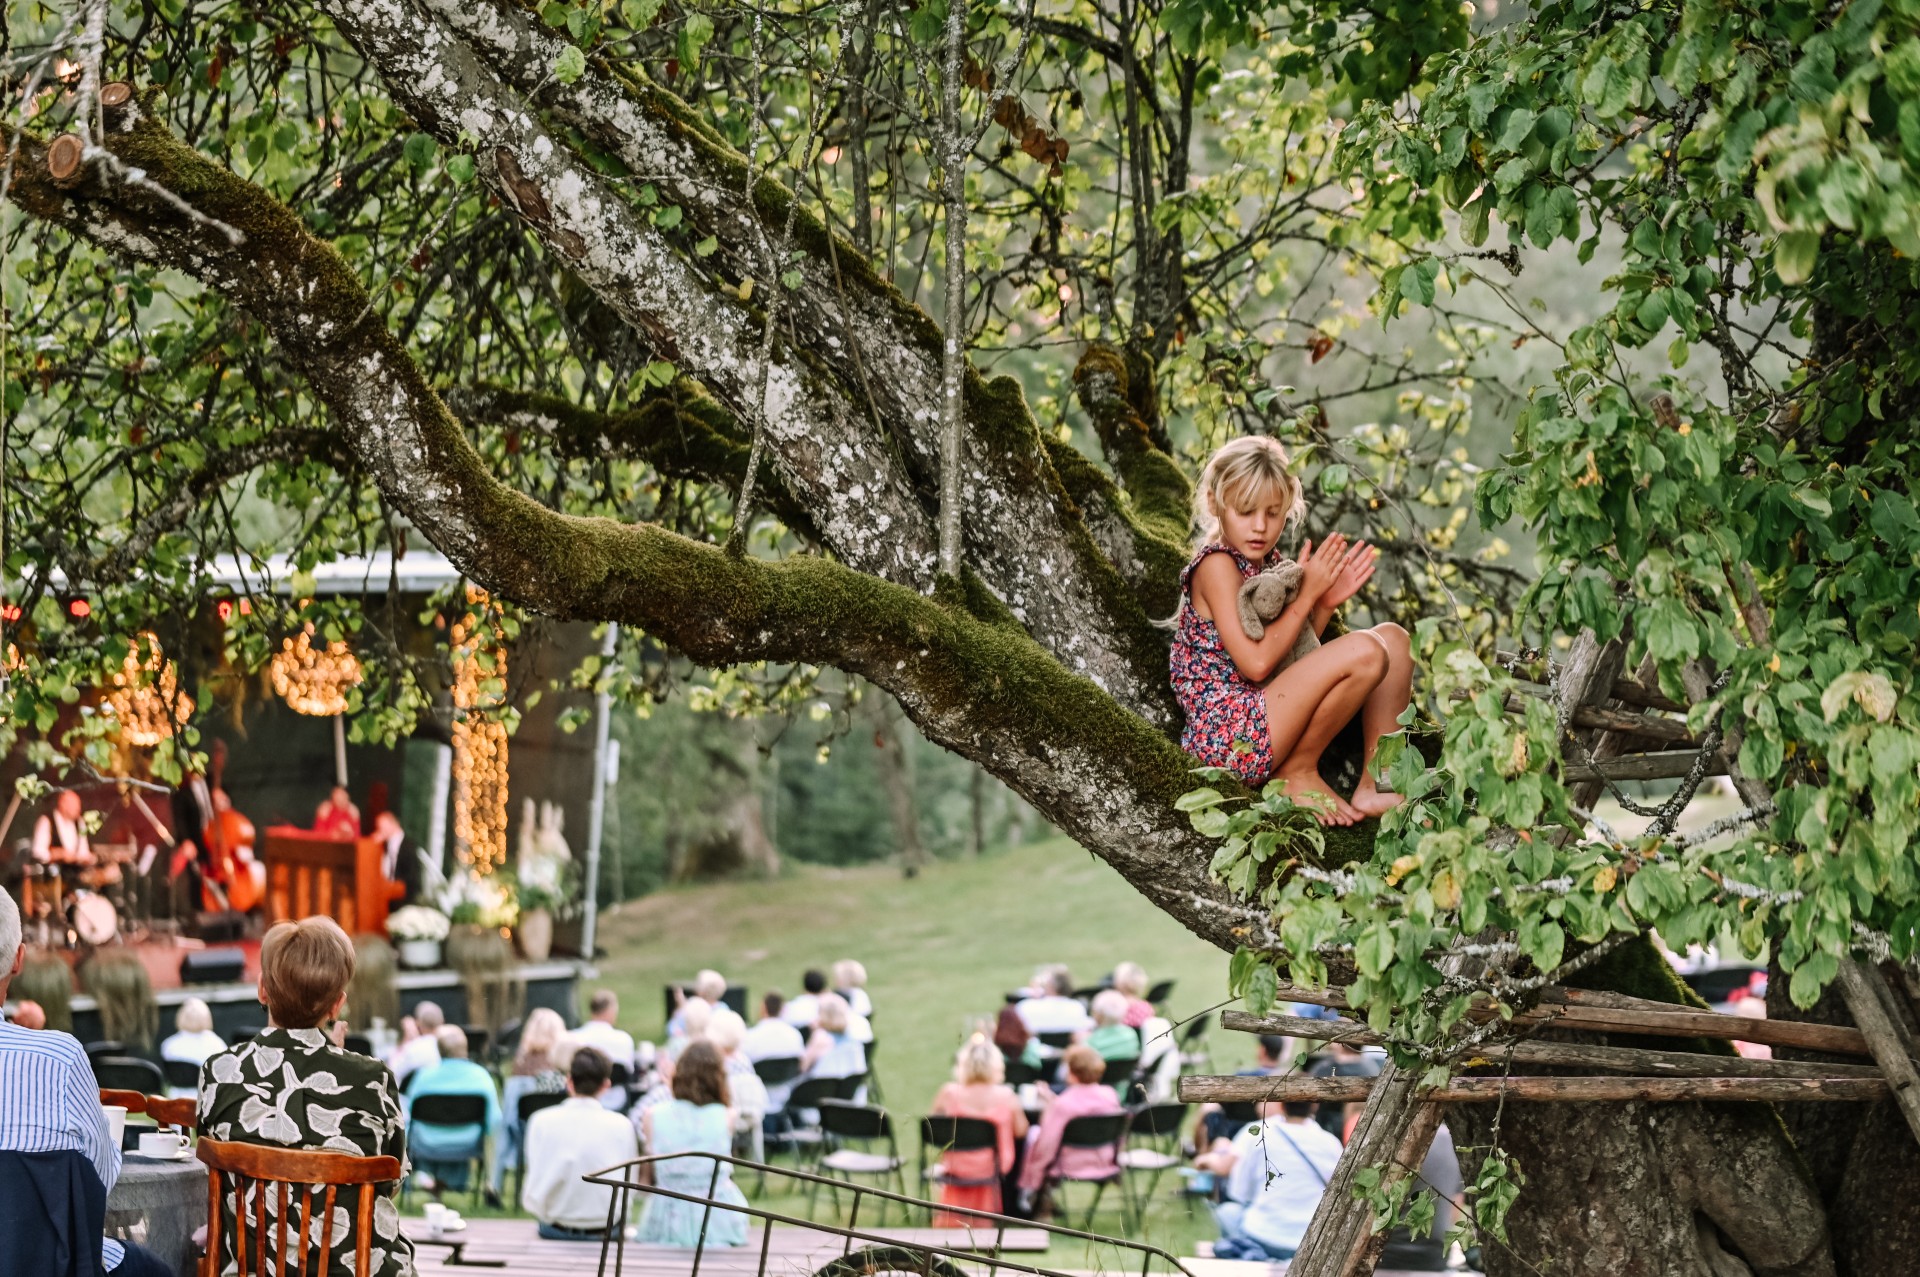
[198,1026,416,1277]
[1170,543,1279,785]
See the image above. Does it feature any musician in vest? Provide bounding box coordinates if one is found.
[29,790,93,868]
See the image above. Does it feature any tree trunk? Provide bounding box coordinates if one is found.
[868,690,926,875]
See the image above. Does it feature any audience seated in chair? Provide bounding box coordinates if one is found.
[385,1000,443,1088]
[1016,1045,1121,1213]
[799,993,866,1085]
[1195,1098,1342,1262]
[704,1009,769,1139]
[1081,990,1141,1062]
[929,1036,1028,1224]
[404,1025,501,1198]
[636,1041,751,1247]
[1110,962,1155,1029]
[1195,1034,1289,1146]
[0,891,176,1277]
[521,1046,640,1241]
[159,997,225,1070]
[489,1007,569,1202]
[1015,966,1092,1037]
[780,969,827,1029]
[198,915,416,1277]
[572,988,637,1071]
[833,958,873,1020]
[743,992,804,1062]
[668,969,727,1038]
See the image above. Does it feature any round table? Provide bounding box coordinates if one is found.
[108,1152,204,1277]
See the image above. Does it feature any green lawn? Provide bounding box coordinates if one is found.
[577,835,1253,1251]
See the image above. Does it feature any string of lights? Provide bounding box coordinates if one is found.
[451,588,509,878]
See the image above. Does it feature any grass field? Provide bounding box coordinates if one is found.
[577,835,1255,1251]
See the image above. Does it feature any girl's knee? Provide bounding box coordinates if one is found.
[1371,621,1410,656]
[1334,630,1390,678]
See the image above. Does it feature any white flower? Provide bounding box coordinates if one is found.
[387,905,451,942]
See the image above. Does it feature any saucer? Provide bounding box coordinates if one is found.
[132,1148,194,1162]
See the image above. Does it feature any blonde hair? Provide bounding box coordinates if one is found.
[953,1035,1004,1086]
[679,997,715,1039]
[1112,962,1148,1000]
[833,959,867,991]
[694,969,727,1002]
[1193,435,1303,546]
[816,992,851,1034]
[515,1007,568,1074]
[706,1008,748,1054]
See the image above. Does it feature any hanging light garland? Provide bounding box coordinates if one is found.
[103,631,192,746]
[451,588,509,877]
[270,621,363,716]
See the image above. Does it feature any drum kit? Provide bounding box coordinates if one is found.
[16,844,136,950]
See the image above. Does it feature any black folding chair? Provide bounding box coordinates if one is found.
[407,1093,490,1209]
[861,1038,884,1103]
[918,1114,1003,1221]
[752,1056,801,1087]
[1145,978,1176,1006]
[1036,1030,1075,1052]
[512,1089,567,1201]
[342,1033,374,1057]
[1177,1012,1212,1073]
[778,1076,843,1162]
[810,1100,904,1222]
[1102,1056,1143,1106]
[606,1061,634,1114]
[84,1041,127,1066]
[461,1025,490,1065]
[94,1056,165,1097]
[161,1058,202,1092]
[1002,1053,1043,1087]
[225,1024,265,1046]
[1120,1101,1188,1207]
[1049,1112,1132,1231]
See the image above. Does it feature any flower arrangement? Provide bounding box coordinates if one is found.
[514,798,580,918]
[439,869,518,930]
[387,905,451,943]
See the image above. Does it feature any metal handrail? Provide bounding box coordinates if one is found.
[584,1150,1195,1277]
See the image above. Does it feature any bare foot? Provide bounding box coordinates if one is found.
[1276,769,1361,826]
[1349,779,1404,818]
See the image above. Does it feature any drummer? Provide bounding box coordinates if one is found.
[29,790,93,868]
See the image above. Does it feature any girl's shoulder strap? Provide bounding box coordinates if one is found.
[1180,543,1260,593]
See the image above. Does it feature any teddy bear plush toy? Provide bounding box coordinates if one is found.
[1235,558,1321,672]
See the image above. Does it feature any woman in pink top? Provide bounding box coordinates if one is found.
[1112,963,1155,1029]
[1018,1045,1123,1202]
[930,1037,1030,1224]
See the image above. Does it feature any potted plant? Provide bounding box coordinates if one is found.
[387,905,452,969]
[514,800,579,962]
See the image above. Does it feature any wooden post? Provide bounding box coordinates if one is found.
[99,81,132,109]
[1180,1073,1891,1104]
[1219,1010,1885,1079]
[1835,960,1920,1146]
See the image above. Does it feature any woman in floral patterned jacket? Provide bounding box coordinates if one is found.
[198,916,416,1277]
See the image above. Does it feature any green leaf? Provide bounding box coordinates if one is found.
[1773,231,1820,286]
[1175,787,1228,812]
[553,44,587,85]
[622,0,663,26]
[403,132,437,170]
[446,154,475,185]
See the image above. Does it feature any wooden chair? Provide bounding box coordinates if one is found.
[99,1088,148,1116]
[198,1138,401,1277]
[146,1095,197,1130]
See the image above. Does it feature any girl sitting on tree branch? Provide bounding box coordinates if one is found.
[1170,436,1412,825]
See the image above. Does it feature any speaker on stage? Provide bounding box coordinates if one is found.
[180,948,246,986]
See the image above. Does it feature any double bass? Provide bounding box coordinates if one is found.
[201,741,263,914]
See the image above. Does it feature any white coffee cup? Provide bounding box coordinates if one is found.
[138,1130,190,1159]
[423,1202,447,1238]
[101,1105,126,1150]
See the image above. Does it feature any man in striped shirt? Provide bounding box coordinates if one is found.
[0,890,171,1276]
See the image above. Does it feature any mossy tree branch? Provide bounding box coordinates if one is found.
[3,88,1378,952]
[402,0,1180,726]
[444,381,821,540]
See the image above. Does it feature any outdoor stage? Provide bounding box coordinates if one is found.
[54,934,589,1041]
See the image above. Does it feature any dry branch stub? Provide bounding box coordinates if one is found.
[46,134,86,186]
[1178,1073,1892,1104]
[99,81,133,108]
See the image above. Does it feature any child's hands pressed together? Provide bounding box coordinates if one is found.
[1317,537,1378,610]
[1297,533,1350,604]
